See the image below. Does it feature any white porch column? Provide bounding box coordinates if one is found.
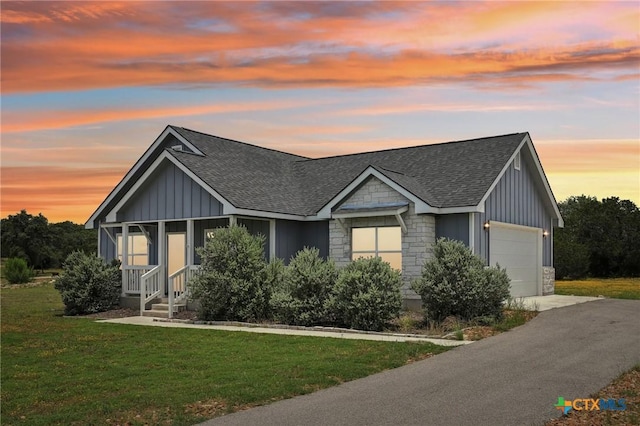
[121,224,128,295]
[229,215,236,226]
[269,219,276,261]
[187,219,194,266]
[158,221,166,295]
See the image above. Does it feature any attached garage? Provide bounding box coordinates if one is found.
[489,222,542,297]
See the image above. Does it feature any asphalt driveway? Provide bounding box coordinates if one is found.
[201,298,640,426]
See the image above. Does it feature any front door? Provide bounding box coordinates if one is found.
[166,232,186,294]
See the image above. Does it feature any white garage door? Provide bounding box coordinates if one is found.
[489,222,542,298]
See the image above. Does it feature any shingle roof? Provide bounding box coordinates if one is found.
[169,126,527,216]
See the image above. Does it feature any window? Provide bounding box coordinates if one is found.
[117,233,149,266]
[514,151,521,171]
[352,226,402,270]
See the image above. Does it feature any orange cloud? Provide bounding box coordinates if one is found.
[1,99,322,133]
[1,2,637,93]
[536,139,640,173]
[537,138,640,204]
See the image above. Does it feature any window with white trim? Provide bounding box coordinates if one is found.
[351,226,402,270]
[117,233,149,266]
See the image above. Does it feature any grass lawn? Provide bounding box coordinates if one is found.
[555,277,640,300]
[1,284,451,425]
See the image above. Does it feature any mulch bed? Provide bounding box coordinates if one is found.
[80,308,140,319]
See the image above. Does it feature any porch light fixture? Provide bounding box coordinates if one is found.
[483,221,490,230]
[543,230,549,238]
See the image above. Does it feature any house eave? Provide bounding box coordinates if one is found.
[85,126,204,229]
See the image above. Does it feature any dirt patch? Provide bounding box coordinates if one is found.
[546,367,639,425]
[184,399,228,418]
[80,308,139,319]
[173,310,198,320]
[463,326,498,341]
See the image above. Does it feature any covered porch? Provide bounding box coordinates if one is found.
[99,216,274,318]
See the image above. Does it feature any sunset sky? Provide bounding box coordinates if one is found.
[1,1,639,224]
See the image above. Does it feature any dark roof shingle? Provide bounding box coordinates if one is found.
[169,126,526,216]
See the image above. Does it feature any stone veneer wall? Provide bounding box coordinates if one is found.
[543,267,555,295]
[328,176,436,301]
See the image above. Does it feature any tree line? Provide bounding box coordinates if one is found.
[1,195,638,279]
[1,210,97,271]
[554,196,640,279]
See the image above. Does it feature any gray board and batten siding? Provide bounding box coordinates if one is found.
[435,213,469,246]
[118,159,223,222]
[474,150,554,266]
[275,220,330,263]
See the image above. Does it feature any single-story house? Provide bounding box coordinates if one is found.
[86,126,563,315]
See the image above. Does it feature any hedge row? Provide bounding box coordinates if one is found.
[189,226,403,331]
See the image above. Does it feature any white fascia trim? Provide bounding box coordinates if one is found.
[437,205,483,214]
[226,207,307,221]
[476,135,528,213]
[316,167,433,218]
[475,134,563,227]
[86,126,202,229]
[522,137,564,228]
[105,151,235,222]
[101,215,229,226]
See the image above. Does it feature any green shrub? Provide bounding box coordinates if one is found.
[4,257,34,284]
[328,257,402,331]
[270,247,337,326]
[54,251,121,315]
[189,225,269,321]
[412,238,510,323]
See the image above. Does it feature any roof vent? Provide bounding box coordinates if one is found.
[171,145,183,152]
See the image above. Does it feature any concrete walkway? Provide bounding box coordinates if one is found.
[100,295,603,346]
[522,294,603,311]
[99,316,468,346]
[199,298,640,426]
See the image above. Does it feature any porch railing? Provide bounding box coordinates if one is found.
[167,265,200,318]
[123,265,154,294]
[140,265,162,313]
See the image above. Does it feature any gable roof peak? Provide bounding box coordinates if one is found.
[169,125,309,160]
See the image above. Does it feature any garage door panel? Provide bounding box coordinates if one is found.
[490,223,541,297]
[493,256,535,269]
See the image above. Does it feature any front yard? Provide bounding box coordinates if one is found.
[0,283,450,425]
[555,277,640,300]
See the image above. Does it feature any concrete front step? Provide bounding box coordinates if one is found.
[142,310,172,318]
[150,303,187,312]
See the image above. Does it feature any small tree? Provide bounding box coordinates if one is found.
[54,251,121,315]
[412,238,510,323]
[189,225,269,321]
[270,247,337,326]
[328,257,402,331]
[4,257,34,284]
